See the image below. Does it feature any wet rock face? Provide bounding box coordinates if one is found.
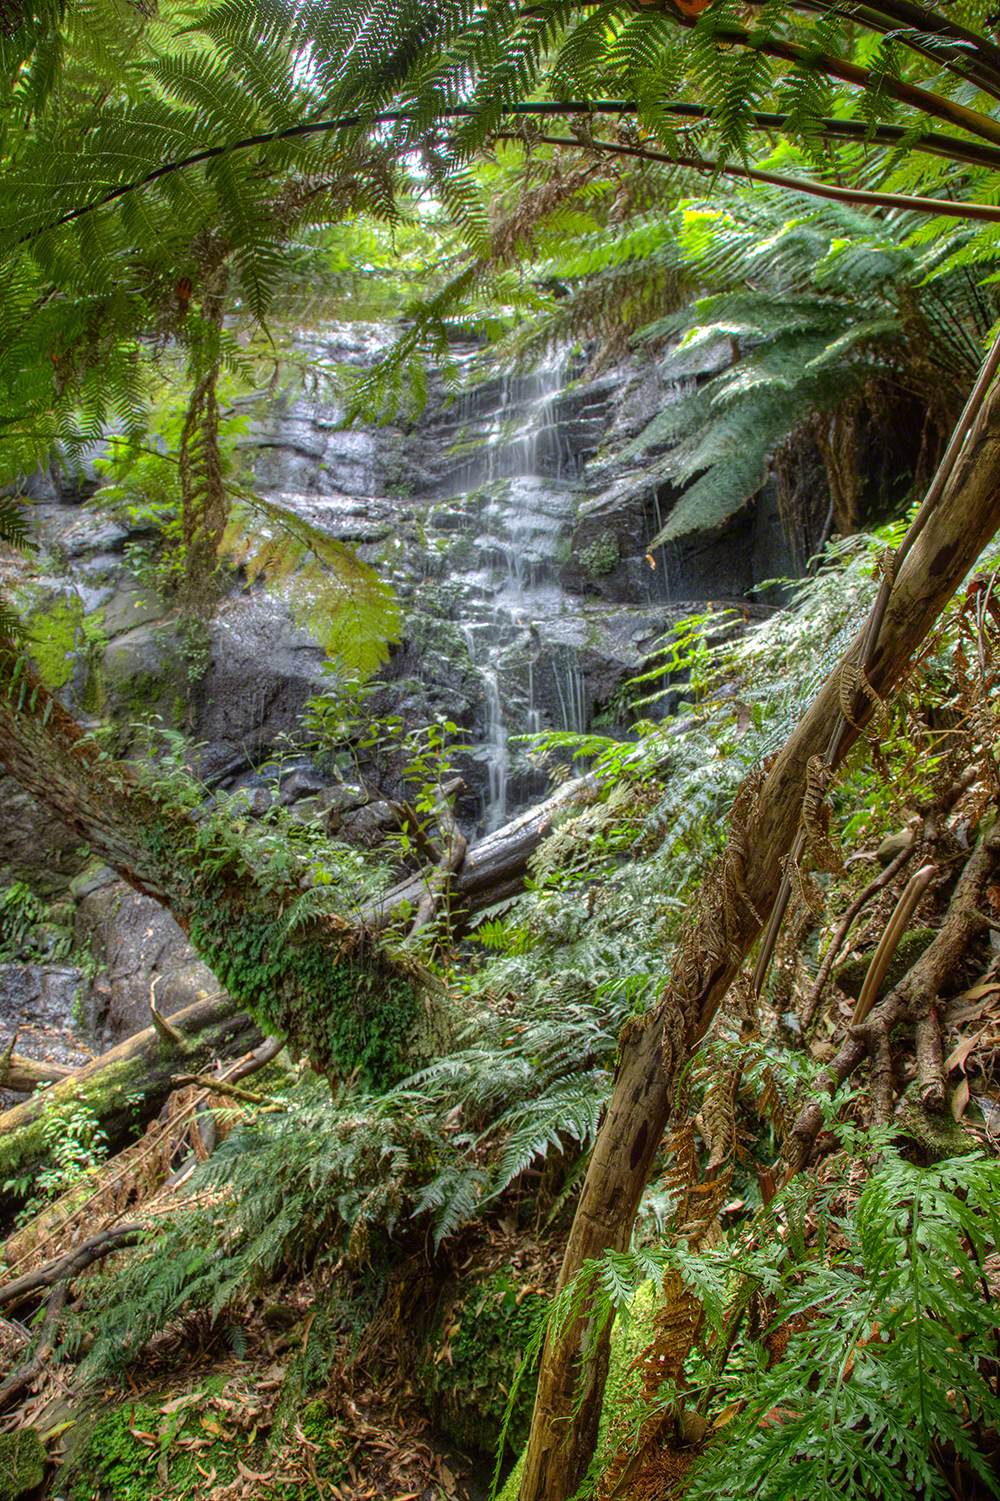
[0,962,93,1086]
[0,963,87,1031]
[0,775,89,897]
[0,323,828,1054]
[75,881,220,1049]
[193,594,328,780]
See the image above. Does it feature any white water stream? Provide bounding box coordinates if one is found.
[445,359,580,832]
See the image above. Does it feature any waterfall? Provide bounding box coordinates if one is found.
[481,668,510,835]
[552,653,588,735]
[448,357,581,832]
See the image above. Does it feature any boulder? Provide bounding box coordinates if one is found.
[877,827,915,865]
[340,800,396,846]
[101,619,188,724]
[220,785,273,818]
[100,583,167,637]
[68,860,118,903]
[279,766,329,804]
[0,963,88,1031]
[75,881,222,1047]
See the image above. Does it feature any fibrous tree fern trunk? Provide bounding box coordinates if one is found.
[519,376,1000,1501]
[0,662,437,1090]
[179,277,230,611]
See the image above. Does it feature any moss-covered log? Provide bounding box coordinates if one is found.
[0,658,442,1087]
[0,992,260,1207]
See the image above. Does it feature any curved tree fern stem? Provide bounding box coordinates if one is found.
[493,134,1000,222]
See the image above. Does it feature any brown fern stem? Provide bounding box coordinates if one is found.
[643,6,1000,145]
[493,134,1000,223]
[851,863,937,1027]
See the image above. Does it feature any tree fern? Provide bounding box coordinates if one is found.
[219,491,400,675]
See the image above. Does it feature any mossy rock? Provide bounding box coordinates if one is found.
[0,1427,46,1500]
[24,595,84,691]
[894,1094,979,1164]
[417,1270,546,1458]
[834,927,937,1002]
[578,530,620,578]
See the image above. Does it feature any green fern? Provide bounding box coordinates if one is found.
[219,492,400,675]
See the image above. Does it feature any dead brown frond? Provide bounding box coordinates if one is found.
[755,1064,791,1142]
[3,1084,246,1282]
[839,655,891,742]
[802,754,843,874]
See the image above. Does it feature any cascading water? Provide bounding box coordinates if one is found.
[236,322,785,840]
[433,357,586,831]
[480,667,510,834]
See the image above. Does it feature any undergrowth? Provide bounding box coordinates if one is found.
[43,520,1000,1500]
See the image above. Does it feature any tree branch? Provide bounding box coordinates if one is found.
[0,1223,143,1312]
[493,133,1000,223]
[15,96,1000,251]
[0,1055,73,1092]
[409,777,468,937]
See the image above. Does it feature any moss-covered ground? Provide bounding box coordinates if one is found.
[418,1268,546,1458]
[60,1375,350,1501]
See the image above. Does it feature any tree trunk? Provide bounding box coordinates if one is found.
[0,992,260,1211]
[519,374,1000,1501]
[0,1056,72,1091]
[0,667,436,1088]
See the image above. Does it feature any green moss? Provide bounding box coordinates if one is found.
[66,1401,157,1500]
[419,1270,545,1457]
[65,1384,347,1501]
[445,535,478,570]
[80,609,108,713]
[25,595,84,690]
[187,902,417,1089]
[297,1397,348,1484]
[834,927,937,1002]
[0,1428,45,1499]
[578,531,620,578]
[66,1391,241,1501]
[894,1095,979,1163]
[125,669,168,714]
[498,1280,662,1501]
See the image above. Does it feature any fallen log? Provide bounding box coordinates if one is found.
[0,1055,73,1092]
[366,773,598,926]
[0,992,261,1218]
[370,717,701,927]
